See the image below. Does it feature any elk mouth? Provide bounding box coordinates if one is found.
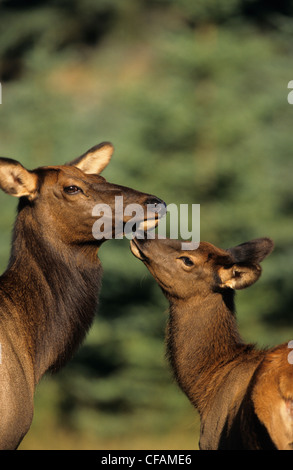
[125,198,166,236]
[136,217,159,232]
[130,238,149,262]
[123,217,159,239]
[140,198,166,232]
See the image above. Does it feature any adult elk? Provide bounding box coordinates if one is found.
[0,142,164,450]
[130,236,293,450]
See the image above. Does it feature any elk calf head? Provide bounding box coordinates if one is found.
[0,142,164,247]
[130,237,274,299]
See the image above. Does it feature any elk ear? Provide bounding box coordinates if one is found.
[227,237,274,265]
[218,238,274,290]
[218,263,262,290]
[68,142,114,174]
[0,158,38,200]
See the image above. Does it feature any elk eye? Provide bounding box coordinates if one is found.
[64,185,82,195]
[179,256,194,267]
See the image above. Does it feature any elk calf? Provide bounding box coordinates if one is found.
[0,142,164,449]
[131,236,293,450]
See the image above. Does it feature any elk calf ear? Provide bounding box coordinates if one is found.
[218,237,274,290]
[68,142,114,175]
[0,158,38,200]
[218,263,262,290]
[227,237,274,265]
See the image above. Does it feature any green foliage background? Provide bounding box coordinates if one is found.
[0,0,293,449]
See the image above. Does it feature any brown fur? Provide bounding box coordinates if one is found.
[0,142,164,449]
[130,236,293,450]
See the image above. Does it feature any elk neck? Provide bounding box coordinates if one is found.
[166,288,249,410]
[1,200,103,383]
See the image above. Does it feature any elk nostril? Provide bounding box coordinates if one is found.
[145,197,167,219]
[145,197,166,208]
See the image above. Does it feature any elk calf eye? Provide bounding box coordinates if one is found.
[179,256,194,267]
[64,185,82,195]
